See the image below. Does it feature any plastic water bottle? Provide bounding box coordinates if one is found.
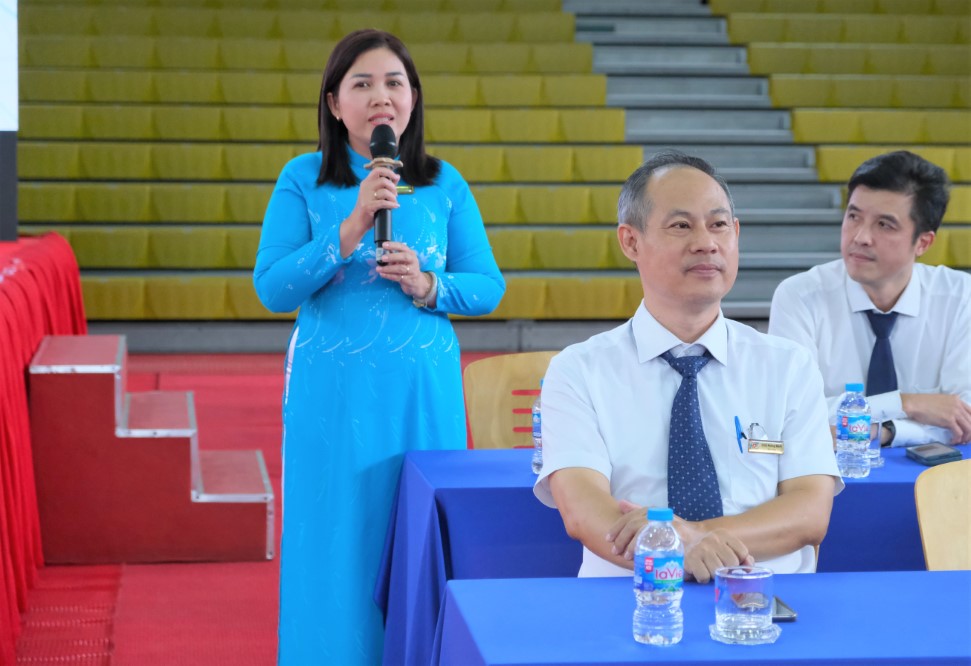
[836,382,871,479]
[633,507,684,646]
[531,381,543,474]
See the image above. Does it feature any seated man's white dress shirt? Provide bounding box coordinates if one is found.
[534,304,843,577]
[769,260,971,446]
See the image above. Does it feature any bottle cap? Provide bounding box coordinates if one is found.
[647,507,674,521]
[845,382,864,393]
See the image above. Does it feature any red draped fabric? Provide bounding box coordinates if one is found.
[0,233,86,664]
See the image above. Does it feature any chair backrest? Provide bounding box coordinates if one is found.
[914,458,971,571]
[463,351,557,449]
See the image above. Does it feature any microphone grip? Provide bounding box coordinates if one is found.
[374,209,392,264]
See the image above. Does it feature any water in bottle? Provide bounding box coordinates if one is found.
[531,380,543,474]
[836,382,871,479]
[633,507,684,646]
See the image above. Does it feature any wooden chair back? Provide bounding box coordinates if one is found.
[914,458,971,570]
[463,351,557,449]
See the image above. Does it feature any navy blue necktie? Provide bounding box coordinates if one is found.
[865,311,899,396]
[662,351,724,522]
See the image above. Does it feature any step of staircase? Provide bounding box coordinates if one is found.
[626,108,793,144]
[28,334,273,564]
[609,76,771,108]
[642,145,819,183]
[576,16,728,45]
[594,45,750,76]
[564,0,711,16]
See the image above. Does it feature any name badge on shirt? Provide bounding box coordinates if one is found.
[748,439,784,455]
[744,423,783,454]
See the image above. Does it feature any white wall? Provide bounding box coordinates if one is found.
[0,0,17,132]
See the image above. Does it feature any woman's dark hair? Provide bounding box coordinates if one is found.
[848,150,950,239]
[316,29,440,187]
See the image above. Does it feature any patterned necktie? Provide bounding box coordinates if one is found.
[865,311,899,396]
[661,350,724,522]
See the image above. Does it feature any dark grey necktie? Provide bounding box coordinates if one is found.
[661,350,724,522]
[865,311,899,396]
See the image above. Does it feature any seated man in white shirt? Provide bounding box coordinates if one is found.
[769,151,971,447]
[534,151,842,583]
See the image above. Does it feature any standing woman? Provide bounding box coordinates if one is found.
[253,30,505,664]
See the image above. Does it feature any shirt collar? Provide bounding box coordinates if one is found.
[845,266,921,317]
[631,301,729,367]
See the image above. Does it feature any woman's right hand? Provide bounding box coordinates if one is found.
[340,166,401,256]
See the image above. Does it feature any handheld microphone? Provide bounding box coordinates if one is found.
[369,124,397,263]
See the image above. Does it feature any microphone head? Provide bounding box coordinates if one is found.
[369,124,397,159]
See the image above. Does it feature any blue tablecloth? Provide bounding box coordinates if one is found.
[376,447,950,665]
[434,571,971,665]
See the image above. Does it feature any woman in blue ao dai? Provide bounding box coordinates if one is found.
[253,29,505,665]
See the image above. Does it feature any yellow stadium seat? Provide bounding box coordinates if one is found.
[727,15,785,43]
[71,227,150,268]
[543,75,607,106]
[76,184,151,222]
[811,47,868,75]
[493,110,562,142]
[223,144,303,181]
[18,143,81,180]
[945,229,971,266]
[431,146,506,182]
[425,109,495,142]
[923,112,971,143]
[902,16,963,44]
[225,184,275,223]
[20,70,85,103]
[879,0,933,13]
[283,40,334,71]
[920,233,949,265]
[86,71,155,103]
[470,44,532,73]
[792,110,863,143]
[92,7,156,36]
[787,16,844,42]
[592,187,622,223]
[91,36,158,68]
[487,276,548,320]
[480,76,544,107]
[150,227,230,268]
[284,73,320,105]
[215,10,278,39]
[515,13,574,42]
[151,185,227,222]
[747,44,810,74]
[504,147,573,182]
[894,78,968,108]
[486,228,536,269]
[225,39,287,70]
[228,276,291,319]
[546,277,635,319]
[155,38,221,69]
[456,14,516,42]
[276,11,344,41]
[533,229,614,270]
[155,9,219,38]
[955,150,971,181]
[561,110,626,142]
[145,276,228,319]
[21,36,93,68]
[840,15,902,43]
[769,76,832,107]
[423,75,482,106]
[518,186,595,223]
[396,14,459,42]
[222,107,297,141]
[225,227,262,269]
[532,44,593,73]
[932,0,971,15]
[830,77,895,107]
[926,47,971,76]
[152,144,226,180]
[18,184,77,222]
[859,111,925,143]
[152,107,224,141]
[472,186,521,224]
[944,187,971,224]
[19,104,84,139]
[337,12,398,37]
[79,107,153,140]
[409,44,472,74]
[815,146,958,182]
[22,6,94,35]
[573,147,644,183]
[153,72,224,104]
[80,144,153,180]
[81,276,147,320]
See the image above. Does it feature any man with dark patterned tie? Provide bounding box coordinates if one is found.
[770,151,971,448]
[533,152,841,584]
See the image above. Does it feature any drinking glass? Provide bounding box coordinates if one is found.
[868,420,885,468]
[709,566,781,645]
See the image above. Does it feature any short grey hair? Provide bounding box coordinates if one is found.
[617,151,735,231]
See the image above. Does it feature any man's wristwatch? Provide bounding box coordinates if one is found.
[882,420,896,447]
[412,271,437,309]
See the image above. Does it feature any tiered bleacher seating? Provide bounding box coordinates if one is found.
[712,0,971,273]
[18,0,646,321]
